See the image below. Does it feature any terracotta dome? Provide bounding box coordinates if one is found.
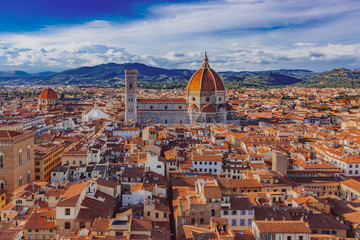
[186,52,225,92]
[39,88,58,99]
[201,104,217,113]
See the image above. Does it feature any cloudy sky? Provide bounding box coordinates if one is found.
[0,0,359,72]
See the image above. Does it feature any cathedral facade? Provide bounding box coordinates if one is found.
[125,53,239,125]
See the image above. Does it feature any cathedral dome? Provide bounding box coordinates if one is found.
[200,104,216,113]
[186,52,225,92]
[39,88,58,100]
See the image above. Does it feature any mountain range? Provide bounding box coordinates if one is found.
[0,63,358,88]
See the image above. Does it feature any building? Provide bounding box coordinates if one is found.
[252,220,311,240]
[0,130,35,196]
[34,143,65,181]
[125,53,240,125]
[23,209,57,240]
[38,88,59,110]
[221,195,254,229]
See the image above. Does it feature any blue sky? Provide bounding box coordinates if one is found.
[0,0,360,72]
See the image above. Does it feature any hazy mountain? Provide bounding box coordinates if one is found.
[0,62,320,88]
[0,70,31,77]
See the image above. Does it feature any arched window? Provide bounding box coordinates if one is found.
[211,209,216,217]
[18,150,23,166]
[0,154,3,169]
[206,97,210,102]
[0,181,4,190]
[27,146,31,161]
[19,176,23,187]
[65,221,71,229]
[27,171,31,184]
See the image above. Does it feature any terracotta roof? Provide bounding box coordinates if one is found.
[341,178,360,194]
[24,210,56,230]
[189,104,198,109]
[131,219,152,232]
[0,130,24,139]
[39,88,58,99]
[254,220,311,233]
[91,217,111,232]
[200,104,217,113]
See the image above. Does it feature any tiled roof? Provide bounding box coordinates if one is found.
[254,220,311,233]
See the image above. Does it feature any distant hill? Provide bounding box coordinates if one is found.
[298,68,360,88]
[0,62,319,88]
[0,70,31,77]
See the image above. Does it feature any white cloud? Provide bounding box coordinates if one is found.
[0,0,360,72]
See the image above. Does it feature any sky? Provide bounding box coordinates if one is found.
[0,0,360,73]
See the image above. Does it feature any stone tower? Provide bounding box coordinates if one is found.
[125,69,138,122]
[272,152,288,176]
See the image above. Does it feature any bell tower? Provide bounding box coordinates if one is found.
[125,69,138,122]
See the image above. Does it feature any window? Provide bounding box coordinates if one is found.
[248,219,252,225]
[200,218,204,224]
[299,236,303,240]
[27,171,31,184]
[0,154,3,169]
[164,213,167,218]
[155,213,159,218]
[19,176,23,187]
[211,209,216,216]
[206,97,210,102]
[16,200,23,205]
[65,208,70,215]
[240,219,245,226]
[248,210,253,215]
[232,219,237,226]
[191,219,196,224]
[65,222,71,229]
[287,236,292,240]
[240,210,246,215]
[223,210,228,215]
[18,150,23,166]
[147,211,150,216]
[232,210,237,215]
[27,146,31,161]
[0,181,4,190]
[164,105,168,110]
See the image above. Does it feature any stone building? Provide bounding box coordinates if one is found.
[0,130,35,196]
[125,53,239,125]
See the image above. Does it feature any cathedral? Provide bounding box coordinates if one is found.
[125,53,239,125]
